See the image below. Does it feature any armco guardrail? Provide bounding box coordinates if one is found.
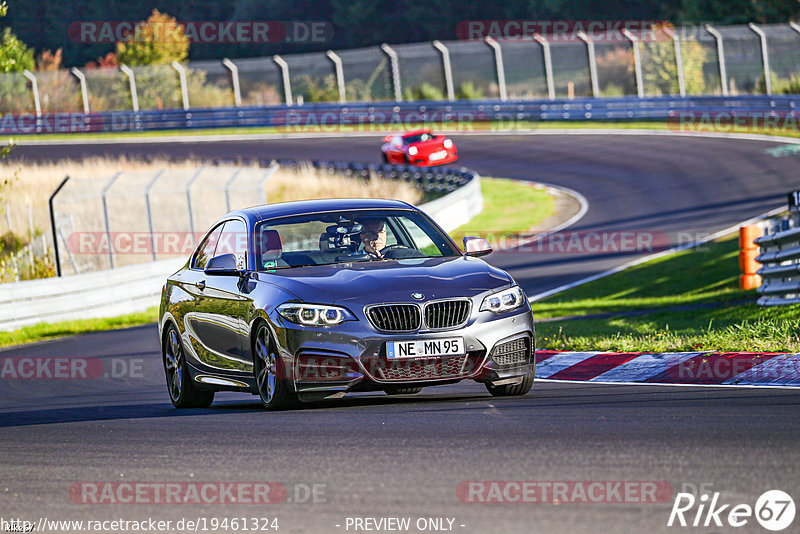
[756,213,800,306]
[0,162,481,331]
[6,95,800,135]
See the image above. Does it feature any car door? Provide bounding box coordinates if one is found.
[187,218,251,373]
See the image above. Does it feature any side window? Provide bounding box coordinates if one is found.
[401,216,444,257]
[215,219,248,269]
[192,224,224,270]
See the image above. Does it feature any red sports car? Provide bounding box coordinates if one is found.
[381,129,458,166]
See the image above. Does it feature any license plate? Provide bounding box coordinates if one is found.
[429,150,447,161]
[386,338,465,359]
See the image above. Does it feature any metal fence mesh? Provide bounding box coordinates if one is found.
[549,41,593,97]
[7,23,800,114]
[51,166,275,275]
[285,51,337,103]
[445,40,499,99]
[232,57,284,106]
[394,42,446,100]
[337,47,393,101]
[83,67,131,111]
[186,60,236,108]
[500,40,549,99]
[0,72,34,113]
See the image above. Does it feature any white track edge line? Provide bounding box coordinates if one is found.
[536,378,800,389]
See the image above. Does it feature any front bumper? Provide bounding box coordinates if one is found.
[275,306,534,397]
[409,150,458,167]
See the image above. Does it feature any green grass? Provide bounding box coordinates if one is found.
[0,307,159,349]
[533,235,800,353]
[453,177,554,237]
[12,119,800,141]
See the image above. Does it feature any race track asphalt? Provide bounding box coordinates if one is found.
[3,132,799,534]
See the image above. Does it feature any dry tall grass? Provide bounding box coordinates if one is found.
[0,156,422,239]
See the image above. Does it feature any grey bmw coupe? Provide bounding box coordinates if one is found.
[159,198,535,410]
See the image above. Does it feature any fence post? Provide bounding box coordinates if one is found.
[577,32,599,97]
[101,172,123,269]
[432,41,455,101]
[484,37,507,101]
[664,27,686,97]
[70,67,90,114]
[119,64,139,112]
[22,70,41,131]
[144,170,164,262]
[224,168,243,212]
[186,168,205,245]
[273,55,293,105]
[222,58,242,107]
[705,25,729,96]
[533,33,555,100]
[48,176,70,277]
[623,29,645,98]
[748,23,772,95]
[381,44,402,102]
[258,163,278,205]
[326,50,347,104]
[171,61,190,110]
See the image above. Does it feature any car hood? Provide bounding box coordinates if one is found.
[407,138,445,154]
[257,256,513,306]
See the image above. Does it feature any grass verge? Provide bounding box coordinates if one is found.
[533,235,800,353]
[1,178,555,348]
[0,307,159,349]
[453,178,554,237]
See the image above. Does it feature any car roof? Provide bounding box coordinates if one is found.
[229,198,417,225]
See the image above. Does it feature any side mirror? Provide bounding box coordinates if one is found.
[382,135,393,143]
[204,253,244,276]
[463,236,492,257]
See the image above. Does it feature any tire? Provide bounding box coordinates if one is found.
[163,324,214,408]
[485,372,534,397]
[384,387,423,395]
[381,152,389,164]
[253,322,297,410]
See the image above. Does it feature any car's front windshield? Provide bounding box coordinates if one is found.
[403,132,434,145]
[254,209,460,271]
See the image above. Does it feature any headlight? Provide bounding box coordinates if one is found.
[408,146,418,156]
[443,139,453,149]
[277,303,356,326]
[480,286,526,314]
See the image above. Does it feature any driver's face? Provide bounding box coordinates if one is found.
[361,221,387,250]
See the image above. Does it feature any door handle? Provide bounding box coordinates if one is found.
[196,280,206,291]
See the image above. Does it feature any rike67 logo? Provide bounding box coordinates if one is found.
[668,489,795,531]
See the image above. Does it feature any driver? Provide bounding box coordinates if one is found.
[359,218,387,258]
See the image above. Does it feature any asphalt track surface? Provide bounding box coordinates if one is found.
[3,133,800,533]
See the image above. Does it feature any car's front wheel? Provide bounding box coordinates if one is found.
[253,323,297,410]
[485,372,534,397]
[163,324,214,408]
